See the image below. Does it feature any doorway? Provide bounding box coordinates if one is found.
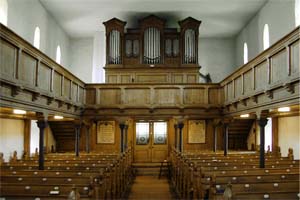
[134,121,168,163]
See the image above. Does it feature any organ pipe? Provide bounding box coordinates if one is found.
[184,29,196,64]
[109,30,121,64]
[144,27,160,64]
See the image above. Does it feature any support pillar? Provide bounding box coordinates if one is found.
[258,118,268,168]
[178,123,184,152]
[37,120,47,170]
[174,124,178,150]
[85,125,91,153]
[223,123,229,156]
[213,125,217,152]
[124,125,128,150]
[119,123,125,153]
[74,122,81,157]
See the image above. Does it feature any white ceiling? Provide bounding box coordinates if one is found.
[39,0,268,38]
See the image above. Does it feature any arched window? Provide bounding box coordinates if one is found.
[296,0,300,26]
[263,24,270,50]
[56,45,61,64]
[0,0,8,26]
[33,27,40,49]
[243,42,248,64]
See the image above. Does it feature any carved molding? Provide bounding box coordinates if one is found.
[265,90,273,99]
[283,82,294,94]
[32,92,40,102]
[11,85,22,97]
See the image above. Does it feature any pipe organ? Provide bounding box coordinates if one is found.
[103,15,201,83]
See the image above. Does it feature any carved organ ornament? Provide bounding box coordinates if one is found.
[103,15,201,67]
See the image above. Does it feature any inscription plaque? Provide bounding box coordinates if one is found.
[188,120,206,143]
[97,121,115,144]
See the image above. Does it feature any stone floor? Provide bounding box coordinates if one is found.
[128,175,173,200]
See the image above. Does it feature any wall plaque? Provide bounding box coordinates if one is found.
[188,120,206,143]
[97,121,115,144]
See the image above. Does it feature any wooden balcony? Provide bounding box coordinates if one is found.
[221,26,300,116]
[0,23,85,117]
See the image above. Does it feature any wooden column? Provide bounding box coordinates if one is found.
[213,125,218,152]
[119,123,126,153]
[272,117,278,152]
[258,118,268,168]
[85,124,91,153]
[223,123,229,156]
[124,125,128,150]
[174,124,178,150]
[37,120,47,170]
[178,123,184,152]
[74,122,81,157]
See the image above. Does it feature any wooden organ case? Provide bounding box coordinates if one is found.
[103,15,201,83]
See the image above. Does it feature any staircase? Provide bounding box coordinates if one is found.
[228,119,254,150]
[48,121,75,152]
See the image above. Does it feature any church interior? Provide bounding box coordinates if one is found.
[0,0,299,199]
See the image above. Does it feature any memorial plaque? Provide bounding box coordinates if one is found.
[97,121,115,144]
[188,120,206,143]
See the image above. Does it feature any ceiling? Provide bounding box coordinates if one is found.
[39,0,268,38]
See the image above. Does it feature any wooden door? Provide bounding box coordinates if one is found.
[134,121,168,163]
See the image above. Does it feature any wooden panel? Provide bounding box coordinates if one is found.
[291,40,299,76]
[38,63,51,92]
[53,71,62,97]
[243,70,252,94]
[209,88,220,104]
[64,78,71,99]
[72,82,78,102]
[187,74,197,83]
[85,88,95,104]
[173,74,183,83]
[124,88,150,105]
[227,81,234,100]
[99,88,121,105]
[235,76,242,97]
[78,86,84,104]
[154,88,180,104]
[19,52,36,86]
[136,74,167,83]
[271,49,287,83]
[255,61,268,91]
[184,88,205,104]
[121,75,131,83]
[0,39,16,79]
[107,75,117,83]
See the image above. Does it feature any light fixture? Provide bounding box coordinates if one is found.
[54,115,64,119]
[13,109,27,114]
[278,107,290,112]
[240,114,249,118]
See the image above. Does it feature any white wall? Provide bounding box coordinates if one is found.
[0,118,24,161]
[199,38,236,82]
[92,31,106,83]
[7,0,71,68]
[30,120,39,155]
[235,0,296,67]
[278,116,300,159]
[70,38,94,83]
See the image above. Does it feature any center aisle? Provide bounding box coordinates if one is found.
[128,176,173,200]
